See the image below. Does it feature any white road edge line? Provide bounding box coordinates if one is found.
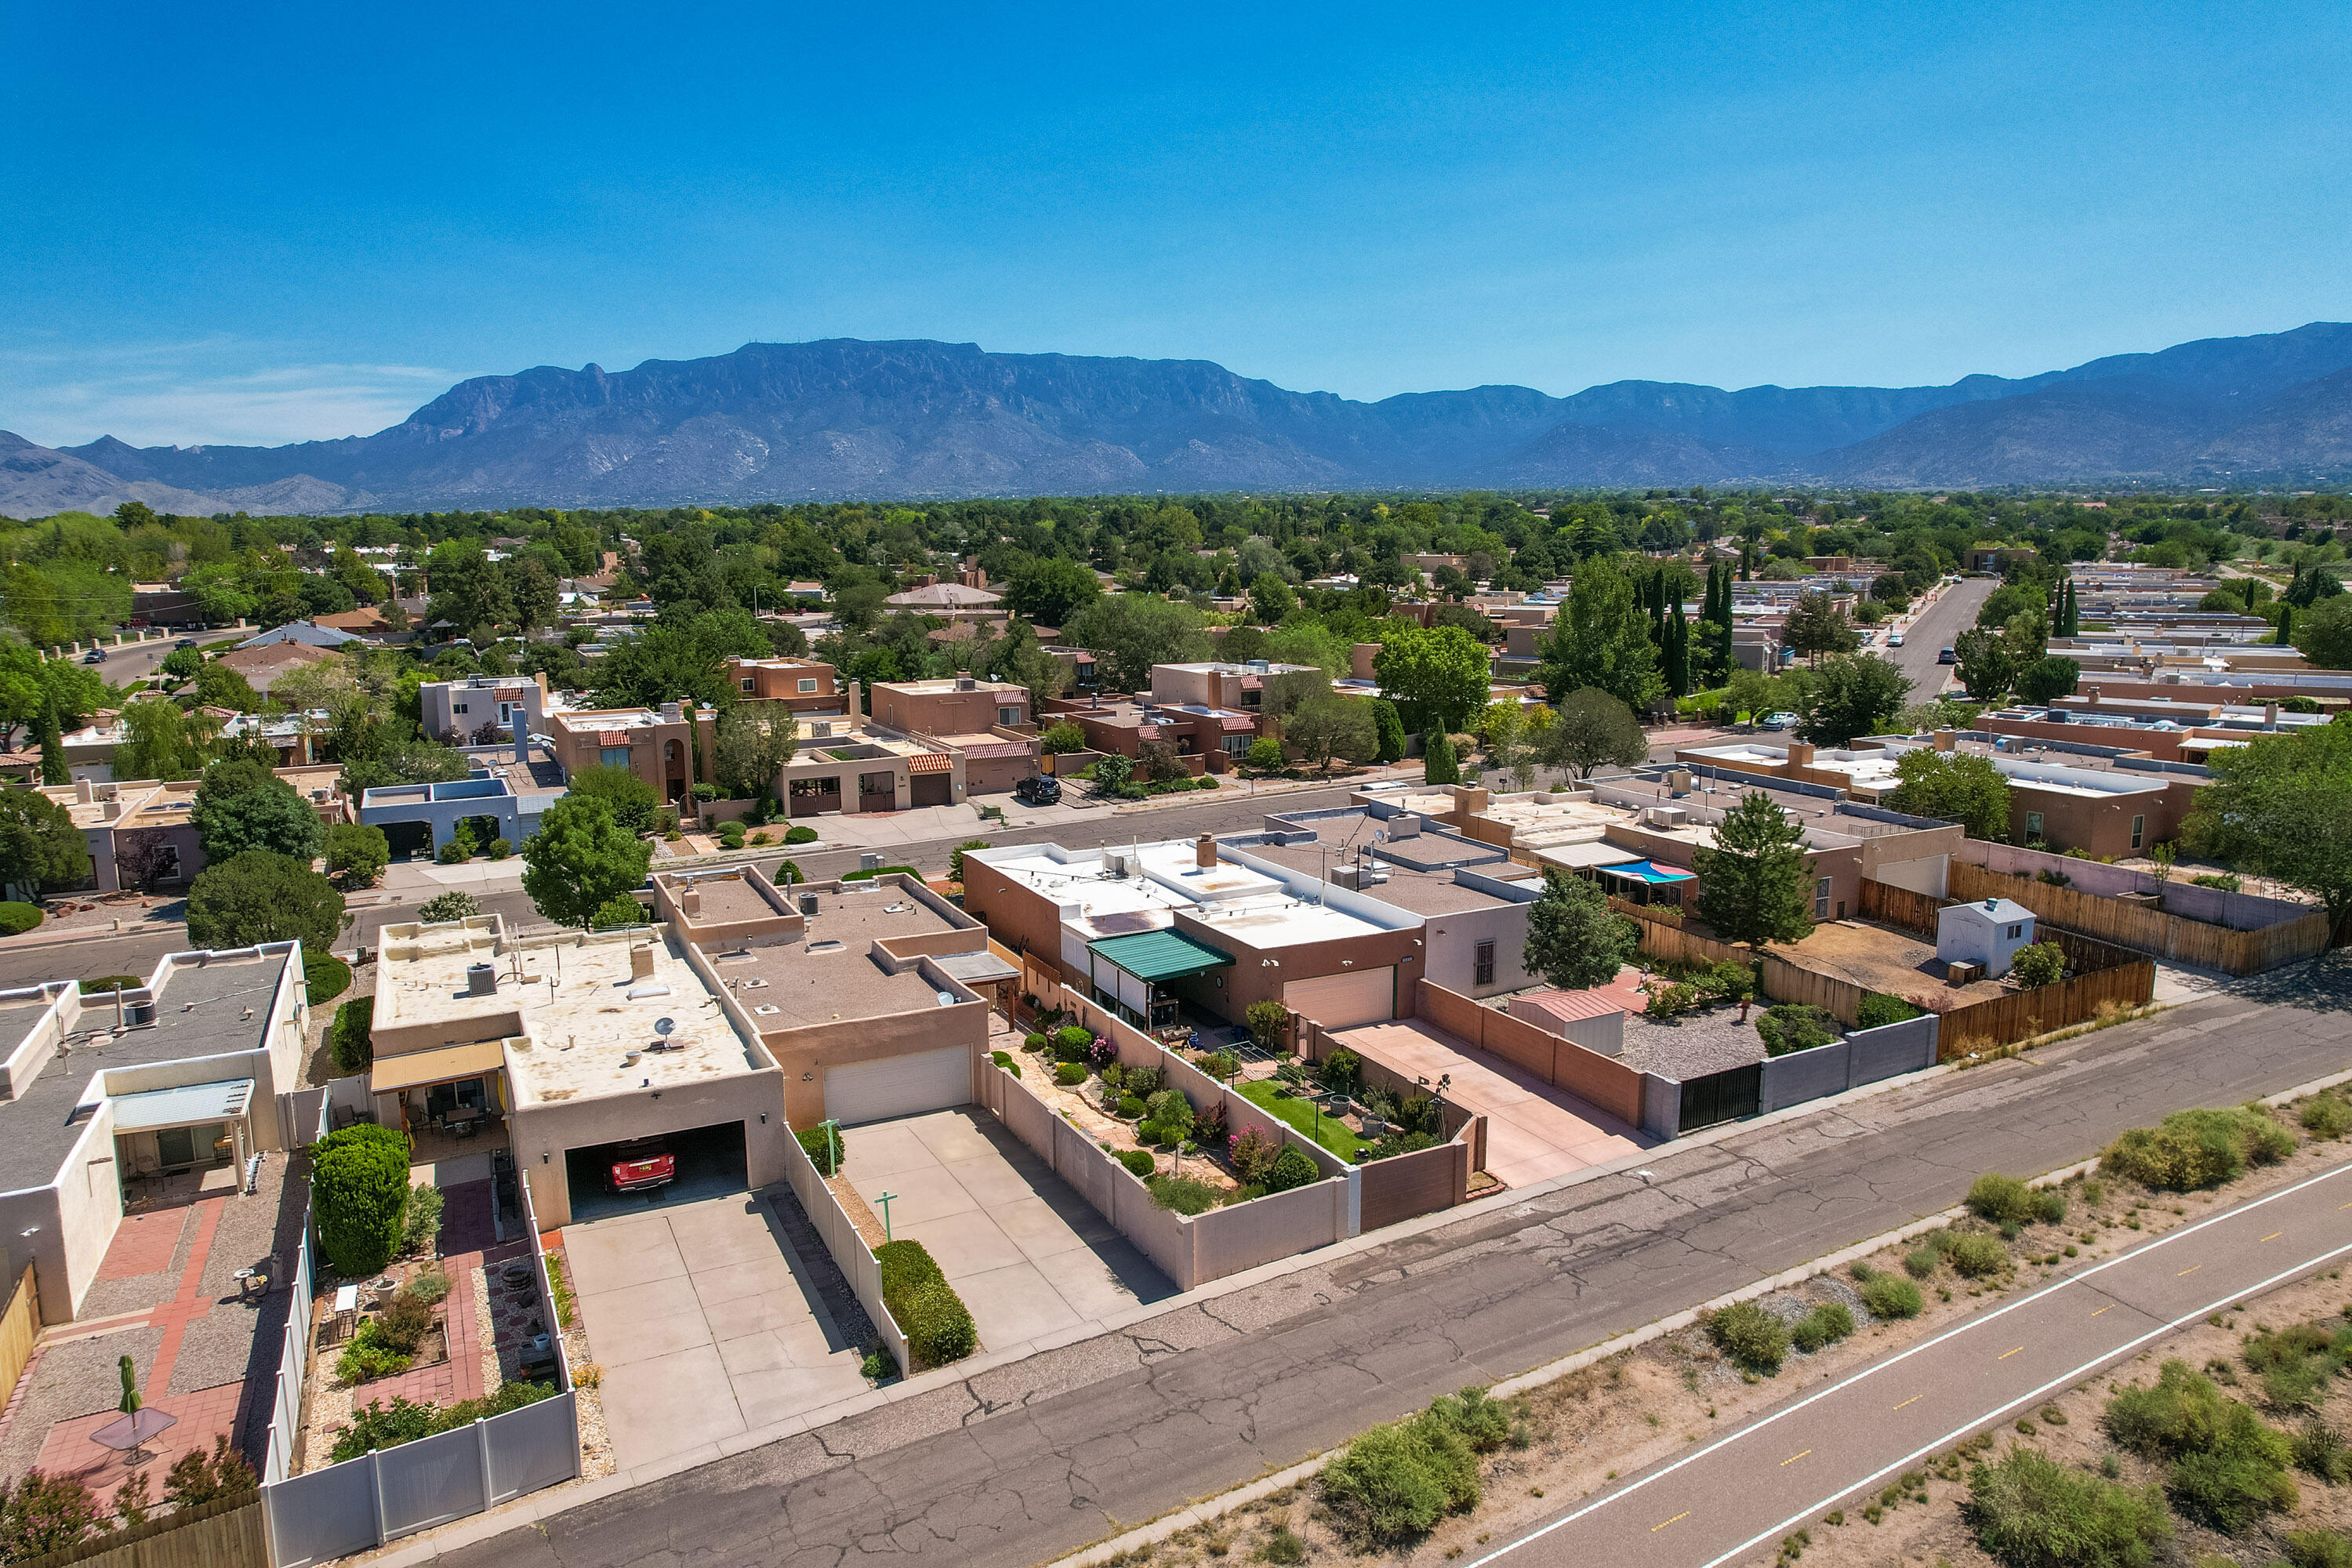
[1461,1158,2352,1568]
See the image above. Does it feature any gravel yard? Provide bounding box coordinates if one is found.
[1613,1001,1773,1079]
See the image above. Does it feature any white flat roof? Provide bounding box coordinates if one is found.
[975,838,1406,949]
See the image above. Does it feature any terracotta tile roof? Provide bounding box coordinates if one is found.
[906,752,953,774]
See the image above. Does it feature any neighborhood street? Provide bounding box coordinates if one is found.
[1884,576,1994,698]
[419,964,2352,1568]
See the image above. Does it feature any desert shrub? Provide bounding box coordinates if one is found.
[1117,1149,1156,1178]
[403,1267,451,1305]
[1947,1233,2010,1279]
[1756,1004,1838,1057]
[2101,1105,2297,1191]
[417,890,480,923]
[2106,1359,2297,1532]
[0,902,42,936]
[311,1123,410,1276]
[2010,942,2067,989]
[1195,1049,1239,1080]
[328,1383,554,1465]
[875,1240,977,1368]
[2281,1531,2352,1568]
[1706,1300,1790,1374]
[1791,1302,1856,1353]
[1146,1175,1220,1214]
[1264,1145,1319,1193]
[1126,1064,1163,1097]
[1966,1172,2063,1227]
[1645,982,1698,1018]
[485,837,512,860]
[335,1318,412,1382]
[0,1468,108,1559]
[328,996,375,1073]
[1860,1273,1924,1319]
[2294,1419,2352,1484]
[1905,1245,1942,1279]
[2243,1321,2352,1411]
[1229,1124,1281,1185]
[1856,992,1924,1029]
[2301,1094,2352,1140]
[1054,1062,1087,1086]
[797,1126,848,1176]
[159,1436,256,1508]
[1319,1396,1488,1551]
[785,825,817,844]
[400,1182,443,1257]
[1962,1446,2169,1568]
[375,1290,434,1354]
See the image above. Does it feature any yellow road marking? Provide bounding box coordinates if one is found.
[2339,1200,2352,1210]
[1893,1395,1923,1410]
[1998,1346,2024,1360]
[2262,1232,2284,1243]
[2178,1265,2201,1277]
[2091,1305,2113,1318]
[1781,1450,1811,1466]
[1653,1512,1690,1533]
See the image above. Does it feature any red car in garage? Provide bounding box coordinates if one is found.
[605,1138,674,1195]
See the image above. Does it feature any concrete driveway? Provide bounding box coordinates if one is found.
[845,1109,1175,1353]
[1334,1019,1652,1187]
[562,1193,868,1472]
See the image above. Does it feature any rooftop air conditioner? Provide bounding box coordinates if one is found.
[1330,864,1363,890]
[1642,805,1689,829]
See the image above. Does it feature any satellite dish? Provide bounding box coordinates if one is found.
[654,1017,675,1037]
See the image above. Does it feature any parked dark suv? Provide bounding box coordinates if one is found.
[1014,774,1062,805]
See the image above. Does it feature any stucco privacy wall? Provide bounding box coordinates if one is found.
[976,1062,1349,1291]
[1414,979,1646,1126]
[777,1109,910,1374]
[1756,1014,1940,1114]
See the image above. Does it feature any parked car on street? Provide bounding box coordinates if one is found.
[1887,632,1905,647]
[1014,774,1061,805]
[1938,647,1957,664]
[1759,711,1798,731]
[173,637,198,649]
[81,648,105,664]
[605,1138,674,1195]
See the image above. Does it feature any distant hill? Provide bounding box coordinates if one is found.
[7,323,2352,515]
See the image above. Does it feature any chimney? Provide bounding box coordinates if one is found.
[2085,685,2102,706]
[75,779,94,804]
[630,945,656,980]
[681,887,702,917]
[2264,701,2279,726]
[1196,833,1216,869]
[1932,729,1958,753]
[1787,742,1815,768]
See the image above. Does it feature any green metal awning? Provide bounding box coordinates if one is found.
[1086,929,1236,984]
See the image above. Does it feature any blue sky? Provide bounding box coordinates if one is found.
[5,0,2349,448]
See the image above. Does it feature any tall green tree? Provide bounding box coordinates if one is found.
[0,787,91,898]
[1372,624,1490,735]
[1523,869,1639,991]
[1951,626,2016,701]
[1422,728,1461,786]
[34,697,66,786]
[186,851,345,953]
[1540,688,1648,780]
[564,764,661,836]
[1693,791,1816,949]
[1784,592,1859,666]
[1882,750,2013,840]
[714,706,799,799]
[1004,557,1100,627]
[1797,654,1911,746]
[1059,594,1212,691]
[1535,557,1662,710]
[2184,721,2352,944]
[2292,598,2352,670]
[1285,697,1379,773]
[191,759,326,862]
[1369,698,1407,764]
[114,701,216,782]
[521,797,655,929]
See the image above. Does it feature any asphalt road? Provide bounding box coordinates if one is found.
[1474,1157,2352,1568]
[69,635,187,690]
[434,963,2352,1568]
[1885,577,1994,699]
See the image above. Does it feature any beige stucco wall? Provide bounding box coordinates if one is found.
[514,1066,793,1230]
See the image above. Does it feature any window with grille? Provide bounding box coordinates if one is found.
[1474,941,1495,986]
[1814,877,1832,919]
[741,678,756,692]
[600,746,630,767]
[799,678,818,693]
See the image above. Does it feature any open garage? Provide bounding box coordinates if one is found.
[822,1045,971,1126]
[563,1119,748,1225]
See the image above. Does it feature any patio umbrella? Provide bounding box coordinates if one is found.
[118,1355,140,1416]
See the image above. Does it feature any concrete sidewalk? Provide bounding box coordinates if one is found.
[1475,1156,2352,1568]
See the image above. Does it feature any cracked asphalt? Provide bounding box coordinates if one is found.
[437,965,2352,1568]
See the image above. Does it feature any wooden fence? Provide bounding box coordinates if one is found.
[1758,954,1867,1025]
[1859,877,1945,937]
[1,1261,35,1410]
[1935,959,2156,1061]
[1947,858,2328,976]
[14,1496,266,1568]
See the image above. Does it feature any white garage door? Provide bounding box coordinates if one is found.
[1283,967,1395,1029]
[824,1047,972,1126]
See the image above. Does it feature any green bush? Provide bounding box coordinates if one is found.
[1791,1302,1856,1353]
[0,902,42,936]
[1054,1025,1093,1062]
[328,996,374,1073]
[1856,992,1923,1029]
[1962,1446,2170,1568]
[1860,1273,1923,1319]
[875,1240,977,1367]
[311,1123,411,1276]
[305,950,352,1007]
[1965,1172,2063,1227]
[785,825,817,844]
[328,1381,555,1465]
[1117,1149,1156,1178]
[375,1290,434,1353]
[417,890,481,924]
[399,1183,443,1257]
[437,839,470,865]
[989,1049,1018,1076]
[334,1318,412,1384]
[1023,1031,1048,1053]
[1947,1233,2010,1279]
[1142,1088,1194,1145]
[797,1126,848,1177]
[2294,1419,2352,1484]
[1054,1062,1087,1086]
[2010,941,2067,989]
[78,975,139,995]
[485,838,512,860]
[1318,1392,1492,1551]
[1756,1004,1838,1057]
[325,822,390,887]
[1146,1175,1220,1214]
[1117,1093,1145,1118]
[1904,1244,1941,1279]
[840,864,920,882]
[2101,1105,2297,1191]
[1264,1145,1319,1193]
[1706,1300,1790,1374]
[2281,1531,2352,1568]
[2105,1359,2298,1533]
[2243,1321,2352,1411]
[2301,1094,2352,1140]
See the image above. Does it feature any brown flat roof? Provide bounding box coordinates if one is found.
[709,942,951,1029]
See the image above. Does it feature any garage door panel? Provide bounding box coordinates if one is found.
[1283,967,1395,1029]
[824,1047,972,1126]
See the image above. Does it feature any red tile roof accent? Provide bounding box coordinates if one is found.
[906,752,953,774]
[1515,988,1628,1023]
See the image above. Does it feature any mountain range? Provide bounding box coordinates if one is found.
[8,324,2352,517]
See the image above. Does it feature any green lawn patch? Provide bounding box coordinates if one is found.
[1236,1076,1367,1159]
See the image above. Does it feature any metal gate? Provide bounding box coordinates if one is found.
[1679,1062,1761,1131]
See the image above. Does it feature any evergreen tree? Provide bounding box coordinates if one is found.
[1523,871,1639,992]
[35,697,67,786]
[2277,604,2294,646]
[1693,790,1817,949]
[1422,728,1461,786]
[1664,604,1690,697]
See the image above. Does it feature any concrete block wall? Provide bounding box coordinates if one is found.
[1756,1013,1939,1115]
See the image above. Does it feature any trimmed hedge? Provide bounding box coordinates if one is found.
[1264,1145,1319,1193]
[305,950,352,1007]
[329,996,375,1073]
[797,1125,848,1176]
[875,1240,977,1368]
[785,825,818,844]
[0,902,42,936]
[311,1123,412,1276]
[1117,1149,1156,1178]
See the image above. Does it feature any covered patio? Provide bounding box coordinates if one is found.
[368,1040,509,1151]
[1084,929,1235,1032]
[111,1078,260,1207]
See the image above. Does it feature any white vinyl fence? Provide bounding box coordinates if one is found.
[263,1145,579,1567]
